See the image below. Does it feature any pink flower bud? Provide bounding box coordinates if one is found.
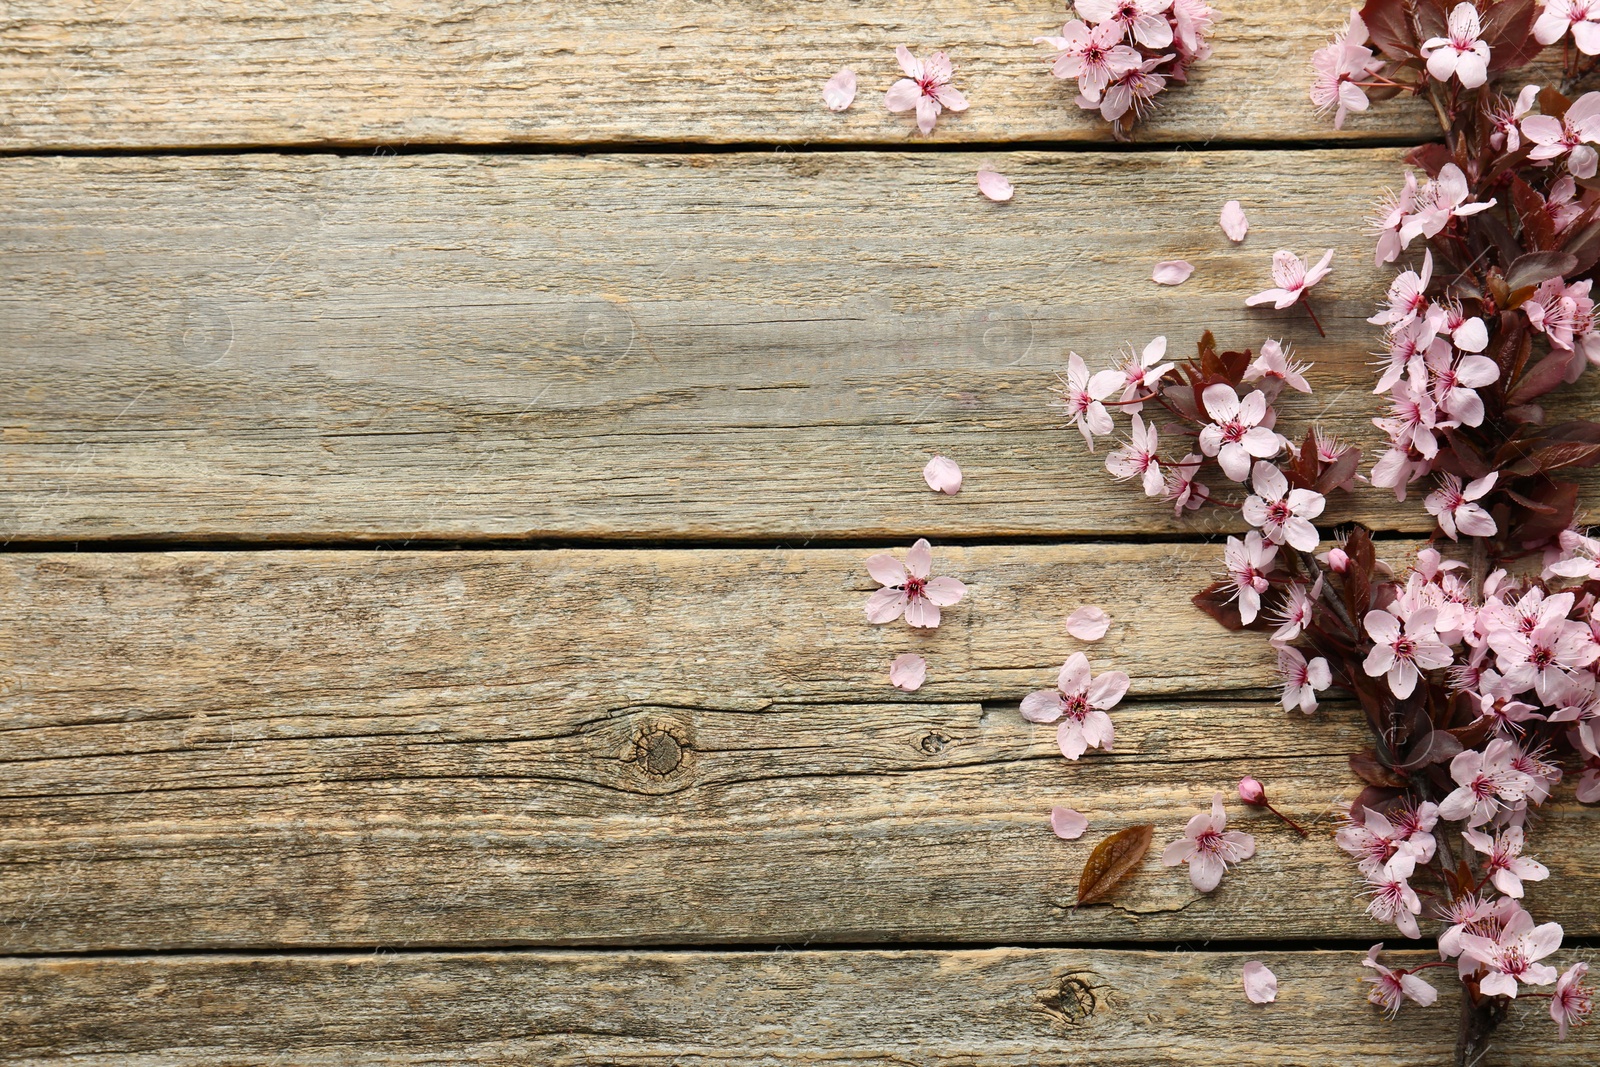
[1326,547,1350,573]
[1238,776,1267,806]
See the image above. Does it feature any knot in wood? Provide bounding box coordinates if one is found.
[634,724,686,777]
[918,731,950,755]
[1036,972,1100,1028]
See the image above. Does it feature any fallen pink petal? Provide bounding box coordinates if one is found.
[976,167,1014,202]
[888,653,926,691]
[1065,606,1111,641]
[1220,200,1249,241]
[1152,260,1194,285]
[1050,806,1089,840]
[822,68,857,112]
[922,455,963,494]
[1242,961,1278,1004]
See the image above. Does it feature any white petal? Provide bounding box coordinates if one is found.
[822,68,857,112]
[1065,605,1111,641]
[1220,200,1249,242]
[888,653,926,691]
[1152,260,1195,285]
[976,167,1014,202]
[1242,961,1278,1004]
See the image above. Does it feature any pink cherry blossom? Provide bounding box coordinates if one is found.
[1021,652,1130,760]
[1369,249,1433,330]
[1425,345,1498,426]
[1066,605,1112,641]
[1462,823,1550,898]
[1537,0,1600,52]
[976,167,1013,202]
[1491,85,1541,152]
[1036,20,1141,103]
[1242,461,1325,552]
[1115,335,1175,406]
[1489,614,1600,704]
[1362,944,1439,1016]
[1400,164,1498,243]
[1369,172,1418,265]
[1082,51,1173,123]
[1363,608,1452,699]
[1424,472,1497,541]
[1309,11,1385,129]
[1243,339,1311,393]
[1057,353,1124,451]
[1458,906,1563,997]
[1245,249,1334,310]
[1164,454,1210,515]
[1050,806,1089,840]
[1365,852,1423,938]
[1270,578,1319,642]
[1421,3,1490,88]
[1078,0,1178,49]
[1152,259,1194,285]
[1439,738,1536,825]
[823,68,857,111]
[1105,413,1164,496]
[1224,531,1278,625]
[1237,776,1267,804]
[864,539,967,628]
[1198,384,1283,482]
[1522,92,1600,178]
[1242,961,1277,1003]
[922,455,963,494]
[884,46,969,135]
[889,653,927,691]
[1220,199,1249,242]
[1339,804,1437,875]
[1161,792,1255,892]
[1552,962,1594,1039]
[1277,645,1332,714]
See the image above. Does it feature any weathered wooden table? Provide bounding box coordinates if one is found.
[1,2,1594,1064]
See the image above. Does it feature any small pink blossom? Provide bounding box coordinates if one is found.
[1365,852,1423,938]
[1021,652,1130,760]
[1037,20,1141,103]
[1115,335,1175,406]
[1270,578,1319,642]
[1243,339,1311,393]
[1237,776,1267,805]
[1246,249,1334,310]
[1164,453,1210,515]
[1400,164,1498,243]
[1425,472,1497,541]
[1425,345,1499,426]
[864,539,967,628]
[1458,906,1563,997]
[1552,962,1594,1039]
[822,68,857,111]
[1538,0,1600,50]
[1066,605,1112,641]
[1362,944,1439,1016]
[1078,0,1178,49]
[1462,823,1550,898]
[1050,806,1089,840]
[1161,792,1255,892]
[1220,199,1249,242]
[977,167,1013,202]
[1309,12,1385,129]
[1491,85,1541,152]
[1242,461,1325,552]
[1198,384,1283,482]
[1224,531,1278,625]
[885,46,969,135]
[1421,3,1490,89]
[1369,172,1418,265]
[889,653,927,691]
[1523,92,1600,178]
[922,455,963,494]
[1277,645,1332,714]
[1363,608,1452,699]
[1152,260,1194,285]
[1106,413,1164,496]
[1369,249,1434,330]
[1438,738,1536,826]
[1242,961,1277,1004]
[1057,353,1124,451]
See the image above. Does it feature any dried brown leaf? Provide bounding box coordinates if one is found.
[1077,824,1155,906]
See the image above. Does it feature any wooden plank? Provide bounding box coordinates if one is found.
[3,948,1592,1065]
[3,548,1597,952]
[0,0,1449,152]
[10,148,1591,543]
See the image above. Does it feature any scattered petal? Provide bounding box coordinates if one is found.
[1051,806,1089,840]
[1066,605,1111,641]
[889,653,927,691]
[1242,961,1278,1003]
[823,68,857,111]
[1220,200,1249,242]
[923,455,963,494]
[1152,260,1194,286]
[977,167,1014,202]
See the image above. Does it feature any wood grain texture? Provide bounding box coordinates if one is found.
[4,948,1594,1065]
[3,547,1597,952]
[0,0,1450,152]
[9,148,1593,543]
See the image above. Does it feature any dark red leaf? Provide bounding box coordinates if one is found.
[1315,447,1361,495]
[1077,824,1155,906]
[1398,730,1464,771]
[1509,441,1600,477]
[1539,86,1573,122]
[1483,0,1542,72]
[1193,581,1247,630]
[1511,178,1555,251]
[1506,251,1578,290]
[1351,750,1408,788]
[1360,0,1419,57]
[1507,350,1579,405]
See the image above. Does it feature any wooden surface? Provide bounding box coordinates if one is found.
[2,3,1595,1064]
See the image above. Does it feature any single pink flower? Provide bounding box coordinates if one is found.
[1277,645,1331,714]
[822,68,857,111]
[1462,824,1549,898]
[1491,85,1541,152]
[1369,249,1433,330]
[1552,963,1594,1039]
[1078,0,1178,49]
[1152,259,1194,285]
[1243,339,1311,393]
[1237,776,1267,805]
[922,455,963,494]
[1421,3,1490,88]
[1365,852,1423,938]
[1050,806,1089,840]
[1458,907,1563,997]
[1369,172,1418,265]
[1362,944,1439,1016]
[1489,615,1599,704]
[863,539,967,628]
[1539,0,1600,52]
[1020,652,1129,760]
[1065,605,1112,641]
[1198,384,1283,482]
[1270,578,1319,642]
[1362,608,1452,699]
[1242,461,1325,552]
[1115,335,1175,406]
[1309,12,1384,129]
[1164,453,1210,515]
[884,46,969,134]
[976,167,1013,202]
[1036,20,1141,102]
[1105,413,1164,496]
[1057,353,1124,451]
[888,653,927,691]
[1162,792,1255,892]
[1424,472,1497,541]
[1438,738,1536,826]
[1400,164,1498,242]
[1242,961,1277,1004]
[1245,249,1334,310]
[1085,52,1173,123]
[1220,199,1249,242]
[1224,530,1278,625]
[1425,345,1498,427]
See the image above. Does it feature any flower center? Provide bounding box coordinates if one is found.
[1221,419,1246,443]
[1530,645,1556,668]
[1393,635,1417,660]
[1062,693,1090,720]
[1267,500,1293,524]
[1195,828,1223,853]
[902,575,926,599]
